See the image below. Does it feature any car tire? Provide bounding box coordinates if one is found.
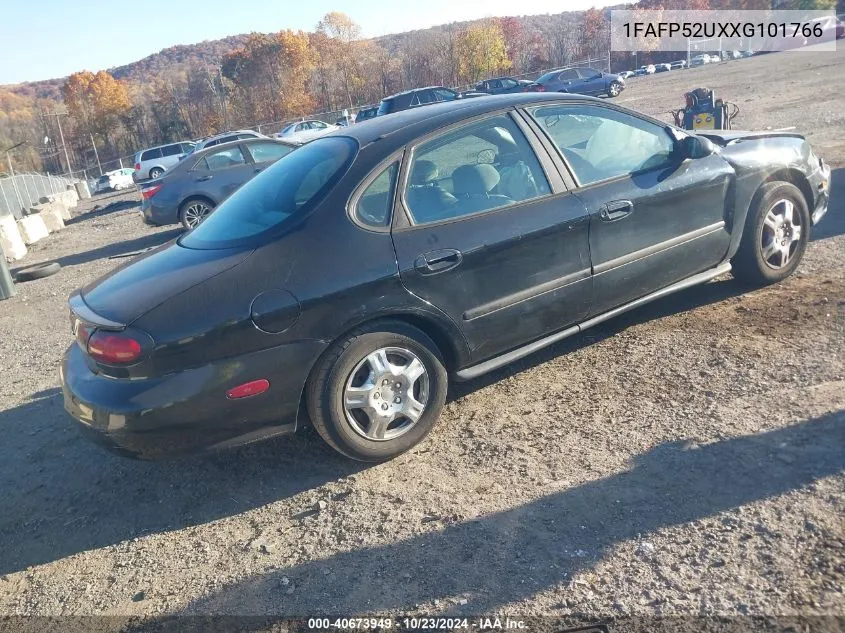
[731,181,810,286]
[179,197,215,230]
[149,168,164,180]
[608,81,622,97]
[306,320,448,462]
[14,261,61,282]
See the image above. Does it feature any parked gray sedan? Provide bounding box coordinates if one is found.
[140,138,298,229]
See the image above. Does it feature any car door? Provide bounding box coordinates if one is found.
[191,144,255,203]
[556,69,580,92]
[525,102,734,315]
[390,111,592,363]
[577,68,604,95]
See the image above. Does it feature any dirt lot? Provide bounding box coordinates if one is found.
[0,47,843,629]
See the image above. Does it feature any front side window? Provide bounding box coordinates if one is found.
[501,79,518,89]
[355,162,399,227]
[403,114,551,225]
[312,121,328,129]
[527,104,676,186]
[181,137,357,249]
[247,141,294,164]
[433,88,457,101]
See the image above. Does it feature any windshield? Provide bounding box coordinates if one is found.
[180,136,358,250]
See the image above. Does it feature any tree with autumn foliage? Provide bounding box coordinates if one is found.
[62,71,131,150]
[222,30,313,125]
[456,19,511,84]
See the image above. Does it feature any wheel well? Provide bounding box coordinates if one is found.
[765,168,814,213]
[179,195,216,215]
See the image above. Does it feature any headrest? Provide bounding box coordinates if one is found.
[410,159,439,185]
[452,164,500,196]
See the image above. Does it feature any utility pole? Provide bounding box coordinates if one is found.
[48,110,73,177]
[90,133,103,176]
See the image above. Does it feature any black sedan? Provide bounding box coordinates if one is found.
[62,93,831,462]
[475,77,534,95]
[140,138,298,229]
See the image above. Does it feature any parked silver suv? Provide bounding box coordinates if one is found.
[133,141,196,182]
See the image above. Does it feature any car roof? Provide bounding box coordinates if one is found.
[330,93,601,151]
[382,86,452,99]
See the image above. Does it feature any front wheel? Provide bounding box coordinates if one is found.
[306,321,448,461]
[731,181,810,286]
[608,81,622,97]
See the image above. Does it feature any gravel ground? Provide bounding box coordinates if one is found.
[0,47,843,629]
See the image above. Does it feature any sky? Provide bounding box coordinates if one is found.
[0,0,616,85]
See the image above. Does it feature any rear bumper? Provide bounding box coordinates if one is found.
[140,196,179,227]
[61,339,324,460]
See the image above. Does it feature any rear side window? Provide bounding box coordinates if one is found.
[354,161,399,228]
[161,144,182,157]
[247,142,294,164]
[196,146,247,171]
[404,114,551,225]
[141,148,162,161]
[181,137,357,249]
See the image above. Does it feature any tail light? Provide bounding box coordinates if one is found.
[134,163,141,171]
[142,184,162,199]
[75,322,92,350]
[87,331,143,364]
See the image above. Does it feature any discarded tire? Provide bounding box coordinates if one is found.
[14,261,61,282]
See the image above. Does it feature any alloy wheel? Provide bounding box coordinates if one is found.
[183,201,211,228]
[343,346,430,441]
[760,198,802,269]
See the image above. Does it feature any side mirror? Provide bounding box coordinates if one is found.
[680,134,717,159]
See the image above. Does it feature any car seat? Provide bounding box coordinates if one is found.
[406,159,457,223]
[451,164,512,214]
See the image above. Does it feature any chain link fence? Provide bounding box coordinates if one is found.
[0,173,77,220]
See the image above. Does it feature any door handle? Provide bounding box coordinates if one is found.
[196,175,213,182]
[414,249,463,275]
[599,200,633,222]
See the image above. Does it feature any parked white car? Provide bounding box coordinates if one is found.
[275,120,339,143]
[94,168,135,194]
[690,54,711,67]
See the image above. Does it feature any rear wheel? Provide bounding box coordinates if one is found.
[306,321,448,461]
[731,181,810,286]
[608,81,622,97]
[179,198,215,230]
[149,167,164,180]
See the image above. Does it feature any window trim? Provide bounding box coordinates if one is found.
[347,149,405,233]
[394,109,563,231]
[522,100,682,190]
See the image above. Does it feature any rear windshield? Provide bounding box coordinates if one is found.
[180,136,358,250]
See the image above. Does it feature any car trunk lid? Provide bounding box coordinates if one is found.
[79,241,253,325]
